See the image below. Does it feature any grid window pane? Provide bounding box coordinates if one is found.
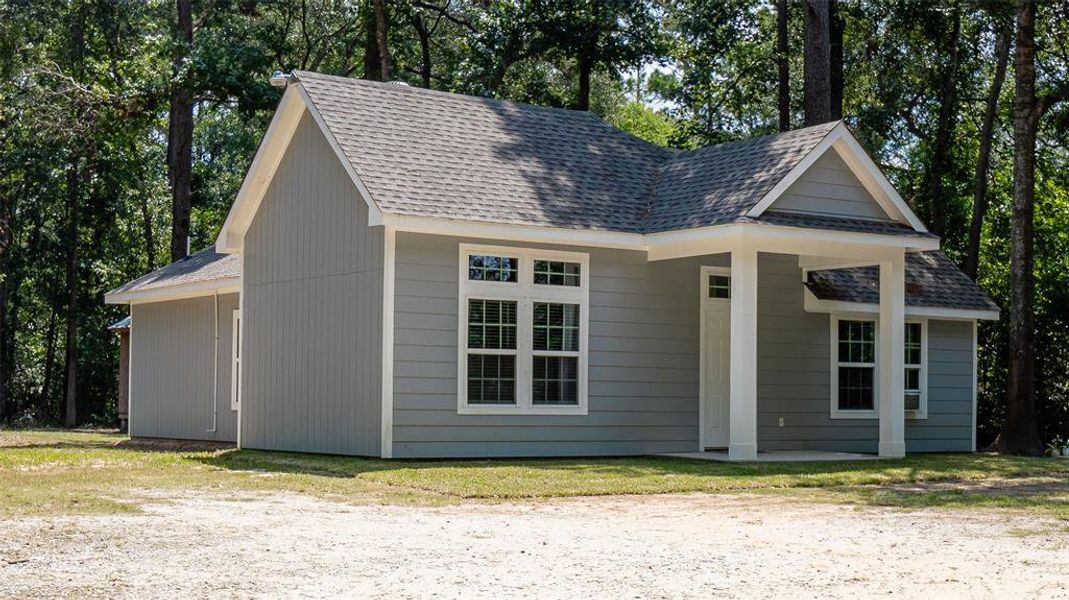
[709,275,730,299]
[467,299,517,349]
[838,320,875,364]
[905,323,922,365]
[904,367,920,391]
[534,260,581,286]
[532,356,579,405]
[837,366,875,410]
[533,303,580,351]
[468,255,519,282]
[467,354,516,404]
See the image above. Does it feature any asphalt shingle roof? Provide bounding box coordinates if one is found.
[107,248,240,296]
[294,71,845,234]
[805,250,999,311]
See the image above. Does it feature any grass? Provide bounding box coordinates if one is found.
[2,429,1068,520]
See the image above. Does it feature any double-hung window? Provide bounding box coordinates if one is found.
[458,244,589,415]
[830,316,928,419]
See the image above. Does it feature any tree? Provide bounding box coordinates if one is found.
[925,4,963,237]
[373,0,392,81]
[776,0,790,131]
[803,0,831,125]
[997,0,1067,455]
[829,0,844,120]
[167,0,193,262]
[965,18,1011,280]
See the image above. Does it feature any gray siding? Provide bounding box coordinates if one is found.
[241,111,383,456]
[768,151,891,221]
[129,293,238,442]
[392,238,974,457]
[392,232,723,458]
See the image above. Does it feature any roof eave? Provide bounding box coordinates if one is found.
[104,276,241,305]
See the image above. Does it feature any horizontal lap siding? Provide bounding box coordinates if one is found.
[756,253,974,452]
[769,151,891,221]
[392,232,724,458]
[241,111,382,456]
[129,293,238,442]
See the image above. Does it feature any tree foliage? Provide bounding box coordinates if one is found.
[0,0,1066,450]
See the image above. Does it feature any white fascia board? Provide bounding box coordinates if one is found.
[294,84,385,227]
[802,289,999,321]
[380,213,647,250]
[745,123,929,234]
[105,277,241,305]
[216,87,306,253]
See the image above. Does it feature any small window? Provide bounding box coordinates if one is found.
[468,254,519,282]
[534,260,581,286]
[533,356,578,405]
[533,302,580,352]
[467,299,517,350]
[836,320,876,412]
[231,309,241,410]
[709,275,730,299]
[467,354,516,404]
[904,322,923,412]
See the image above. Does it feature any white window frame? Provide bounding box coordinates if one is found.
[829,314,928,420]
[457,244,589,415]
[231,308,241,410]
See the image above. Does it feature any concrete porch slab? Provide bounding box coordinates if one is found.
[655,450,885,463]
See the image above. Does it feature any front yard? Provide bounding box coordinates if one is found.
[3,430,1069,598]
[3,429,1068,518]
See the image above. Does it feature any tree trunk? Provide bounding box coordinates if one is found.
[803,0,831,125]
[140,193,156,271]
[373,0,391,81]
[577,55,592,111]
[362,1,383,81]
[829,0,844,120]
[776,0,790,132]
[965,22,1011,280]
[0,269,8,423]
[412,14,432,88]
[168,0,193,262]
[39,306,57,423]
[999,0,1042,456]
[926,6,963,237]
[63,158,81,429]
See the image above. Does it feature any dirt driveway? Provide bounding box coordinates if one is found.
[1,491,1066,599]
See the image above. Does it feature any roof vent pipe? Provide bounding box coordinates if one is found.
[269,71,292,88]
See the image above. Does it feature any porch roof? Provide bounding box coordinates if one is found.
[805,250,999,311]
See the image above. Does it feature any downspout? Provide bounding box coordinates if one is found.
[207,290,219,433]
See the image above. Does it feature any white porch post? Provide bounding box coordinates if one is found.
[878,251,906,458]
[729,246,758,460]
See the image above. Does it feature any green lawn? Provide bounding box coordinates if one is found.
[2,429,1067,520]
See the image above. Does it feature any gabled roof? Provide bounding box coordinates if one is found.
[216,70,927,251]
[806,250,999,312]
[104,248,240,304]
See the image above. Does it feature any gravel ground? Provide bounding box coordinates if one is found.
[1,491,1067,599]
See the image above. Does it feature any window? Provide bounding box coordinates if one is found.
[835,319,876,414]
[830,316,929,419]
[231,309,241,410]
[709,274,731,299]
[458,244,589,415]
[904,321,927,418]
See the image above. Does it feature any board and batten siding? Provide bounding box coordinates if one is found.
[767,151,891,221]
[129,293,238,442]
[392,237,975,457]
[241,110,383,456]
[755,253,973,453]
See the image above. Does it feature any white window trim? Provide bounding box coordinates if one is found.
[829,314,927,420]
[457,244,589,415]
[230,308,241,410]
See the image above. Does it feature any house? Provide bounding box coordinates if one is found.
[105,70,999,460]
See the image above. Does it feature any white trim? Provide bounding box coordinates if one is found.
[803,289,1000,321]
[126,304,135,438]
[382,213,646,250]
[230,308,241,411]
[214,83,383,254]
[745,122,929,233]
[215,87,306,253]
[105,277,241,305]
[970,318,979,449]
[380,226,396,458]
[698,265,732,451]
[457,243,590,416]
[235,254,245,448]
[830,314,879,420]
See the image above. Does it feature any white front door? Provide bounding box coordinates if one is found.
[701,267,731,449]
